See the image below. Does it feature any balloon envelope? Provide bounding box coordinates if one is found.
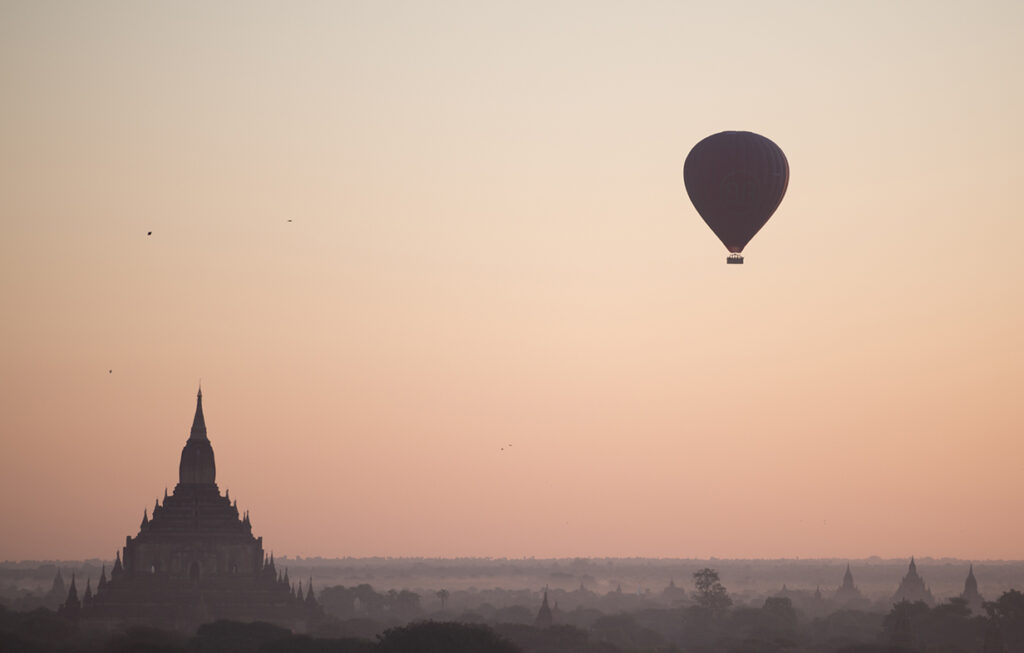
[683,131,789,255]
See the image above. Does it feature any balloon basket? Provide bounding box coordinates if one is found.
[726,254,744,264]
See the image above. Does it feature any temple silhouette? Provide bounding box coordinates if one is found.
[891,557,935,605]
[61,388,319,632]
[535,588,553,628]
[961,564,984,613]
[833,563,865,607]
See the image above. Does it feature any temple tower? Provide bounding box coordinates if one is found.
[961,564,984,613]
[81,388,319,632]
[178,386,216,485]
[891,557,934,605]
[59,574,80,619]
[834,563,863,605]
[536,588,553,627]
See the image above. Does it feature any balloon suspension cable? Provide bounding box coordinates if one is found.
[727,254,744,264]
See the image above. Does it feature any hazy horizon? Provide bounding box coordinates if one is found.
[2,1,1022,561]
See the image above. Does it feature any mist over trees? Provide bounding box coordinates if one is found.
[5,558,1024,652]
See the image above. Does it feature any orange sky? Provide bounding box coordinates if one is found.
[1,1,1023,561]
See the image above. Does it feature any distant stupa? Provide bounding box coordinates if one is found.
[536,588,553,628]
[961,564,984,613]
[891,557,934,605]
[44,569,67,609]
[834,564,863,605]
[65,388,320,632]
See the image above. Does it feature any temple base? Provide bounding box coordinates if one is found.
[726,254,744,264]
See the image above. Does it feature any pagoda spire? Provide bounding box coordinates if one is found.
[112,551,123,579]
[843,563,854,587]
[61,574,81,617]
[964,564,979,595]
[536,587,553,627]
[190,385,207,441]
[179,387,216,485]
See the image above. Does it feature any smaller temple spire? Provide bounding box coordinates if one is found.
[45,569,66,608]
[83,578,93,602]
[536,587,553,627]
[141,508,149,528]
[60,573,81,618]
[962,563,984,612]
[98,564,107,590]
[112,551,123,579]
[892,557,934,605]
[306,577,316,606]
[50,569,65,595]
[835,563,862,604]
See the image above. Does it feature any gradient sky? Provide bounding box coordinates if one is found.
[1,1,1022,561]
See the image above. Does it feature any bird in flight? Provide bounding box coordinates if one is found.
[147,231,152,236]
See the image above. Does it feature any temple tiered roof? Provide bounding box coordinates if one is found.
[64,388,319,632]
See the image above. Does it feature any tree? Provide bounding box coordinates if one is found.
[376,621,520,653]
[762,596,798,640]
[882,600,929,649]
[319,585,356,618]
[693,568,732,615]
[985,590,1024,653]
[436,589,450,610]
[384,589,422,619]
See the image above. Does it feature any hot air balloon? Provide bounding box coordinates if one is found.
[683,131,789,264]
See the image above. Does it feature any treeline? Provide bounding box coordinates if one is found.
[5,572,1024,652]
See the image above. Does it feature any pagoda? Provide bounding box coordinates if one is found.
[834,564,864,606]
[891,557,934,605]
[961,564,984,613]
[535,588,553,628]
[71,388,318,632]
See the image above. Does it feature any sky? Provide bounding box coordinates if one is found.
[1,1,1022,561]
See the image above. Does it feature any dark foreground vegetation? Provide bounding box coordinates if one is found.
[4,568,1024,653]
[3,591,1024,653]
